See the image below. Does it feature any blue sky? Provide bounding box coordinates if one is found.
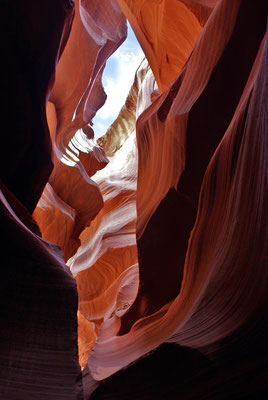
[93,22,144,139]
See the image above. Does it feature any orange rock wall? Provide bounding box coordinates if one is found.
[1,0,267,398]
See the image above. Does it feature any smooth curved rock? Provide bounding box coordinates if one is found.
[0,0,74,213]
[69,60,152,367]
[2,0,267,398]
[34,0,128,261]
[0,184,83,399]
[87,0,268,384]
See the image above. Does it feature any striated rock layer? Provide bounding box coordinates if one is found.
[0,185,83,400]
[0,0,127,398]
[34,0,128,261]
[86,1,268,398]
[0,1,83,398]
[1,0,267,399]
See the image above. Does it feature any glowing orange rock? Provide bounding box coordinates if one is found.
[86,0,268,382]
[6,0,266,397]
[117,0,207,91]
[70,60,152,366]
[34,0,127,261]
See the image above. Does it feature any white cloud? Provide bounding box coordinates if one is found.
[97,49,143,121]
[96,121,107,132]
[93,26,144,139]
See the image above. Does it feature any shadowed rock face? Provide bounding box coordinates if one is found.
[0,185,83,400]
[0,0,74,213]
[1,0,268,399]
[0,0,125,398]
[0,1,84,398]
[91,313,268,399]
[121,0,268,329]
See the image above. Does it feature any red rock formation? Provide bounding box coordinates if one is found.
[0,0,74,213]
[86,0,268,389]
[1,0,267,399]
[0,2,83,398]
[34,0,127,260]
[70,59,152,367]
[0,0,127,398]
[117,0,215,91]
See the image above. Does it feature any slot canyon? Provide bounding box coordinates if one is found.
[0,0,267,399]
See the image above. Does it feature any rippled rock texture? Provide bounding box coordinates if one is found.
[1,0,267,399]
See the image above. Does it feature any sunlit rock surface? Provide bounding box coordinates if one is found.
[68,59,152,367]
[0,0,125,398]
[34,0,127,261]
[117,0,206,91]
[86,0,268,396]
[1,0,267,399]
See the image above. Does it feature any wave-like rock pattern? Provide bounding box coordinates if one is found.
[0,0,127,398]
[0,185,83,400]
[69,59,154,368]
[0,0,74,213]
[86,1,268,394]
[117,0,208,91]
[1,0,267,399]
[0,1,84,398]
[36,0,128,261]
